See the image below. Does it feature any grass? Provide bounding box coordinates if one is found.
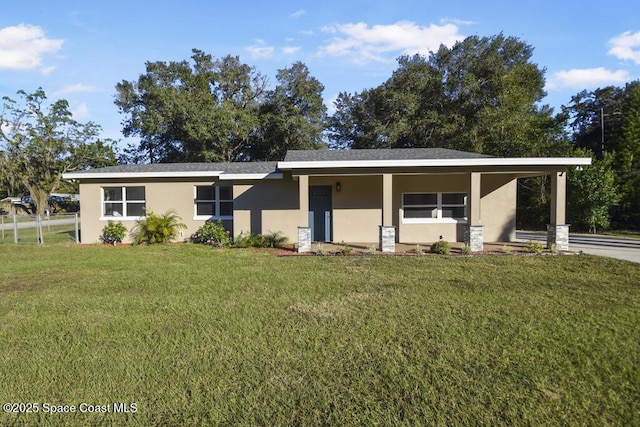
[0,243,639,426]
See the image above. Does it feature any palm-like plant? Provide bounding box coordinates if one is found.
[132,209,187,244]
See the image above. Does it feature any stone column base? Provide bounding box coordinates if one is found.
[464,225,484,252]
[547,224,569,251]
[379,226,396,253]
[297,227,311,253]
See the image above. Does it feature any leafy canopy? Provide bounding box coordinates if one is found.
[564,81,640,229]
[567,151,621,233]
[0,88,116,214]
[328,34,565,158]
[115,50,326,163]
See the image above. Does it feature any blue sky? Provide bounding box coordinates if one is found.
[1,0,639,146]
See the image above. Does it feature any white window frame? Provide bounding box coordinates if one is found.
[100,186,146,220]
[194,185,233,220]
[402,192,467,224]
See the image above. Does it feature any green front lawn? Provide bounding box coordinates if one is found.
[1,245,638,425]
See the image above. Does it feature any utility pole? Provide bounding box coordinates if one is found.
[601,107,605,155]
[600,107,623,156]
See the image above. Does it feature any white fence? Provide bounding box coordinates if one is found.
[0,213,80,245]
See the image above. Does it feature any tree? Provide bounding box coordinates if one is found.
[564,81,640,229]
[616,82,640,227]
[0,89,117,215]
[563,85,626,159]
[328,34,562,158]
[567,151,620,233]
[115,49,269,163]
[116,51,328,163]
[251,62,327,160]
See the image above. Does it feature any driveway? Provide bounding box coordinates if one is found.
[517,231,640,264]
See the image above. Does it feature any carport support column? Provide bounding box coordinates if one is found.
[547,171,569,251]
[297,175,311,253]
[379,174,396,252]
[464,172,483,252]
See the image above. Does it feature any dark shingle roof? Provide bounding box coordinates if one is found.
[283,148,492,162]
[71,148,492,176]
[76,161,278,174]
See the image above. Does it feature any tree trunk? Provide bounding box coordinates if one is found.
[29,188,50,217]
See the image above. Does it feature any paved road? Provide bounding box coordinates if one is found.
[517,230,640,264]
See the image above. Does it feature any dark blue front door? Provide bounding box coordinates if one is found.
[309,186,332,242]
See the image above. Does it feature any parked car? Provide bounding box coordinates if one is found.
[19,194,80,214]
[49,195,67,204]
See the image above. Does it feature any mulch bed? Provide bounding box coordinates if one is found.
[269,246,578,257]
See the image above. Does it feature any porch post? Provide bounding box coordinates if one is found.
[547,171,569,250]
[379,173,396,252]
[464,172,483,251]
[297,175,311,253]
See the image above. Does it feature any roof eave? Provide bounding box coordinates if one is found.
[62,171,225,179]
[277,157,593,169]
[218,172,283,180]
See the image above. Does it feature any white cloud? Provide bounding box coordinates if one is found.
[608,30,640,64]
[439,18,475,26]
[246,45,274,60]
[71,103,90,120]
[0,24,63,70]
[282,46,301,55]
[546,68,631,90]
[246,40,274,59]
[291,9,306,19]
[325,93,339,115]
[40,66,56,75]
[318,21,464,63]
[0,122,12,137]
[53,84,96,96]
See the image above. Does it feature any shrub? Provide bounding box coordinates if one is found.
[133,209,186,244]
[415,244,423,255]
[190,219,232,247]
[100,221,127,245]
[315,243,326,255]
[460,244,472,255]
[430,240,451,255]
[338,242,353,255]
[233,232,258,248]
[232,231,288,248]
[501,245,513,254]
[525,240,544,254]
[262,231,288,248]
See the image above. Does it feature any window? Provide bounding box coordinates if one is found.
[195,185,233,219]
[402,192,467,223]
[102,186,146,218]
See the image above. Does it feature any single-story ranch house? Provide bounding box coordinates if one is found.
[63,148,592,252]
